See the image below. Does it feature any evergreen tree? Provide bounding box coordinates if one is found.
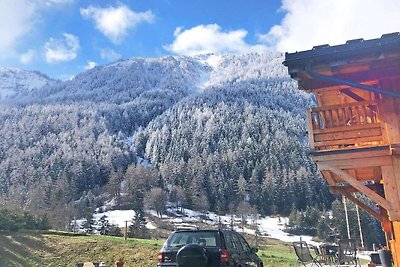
[82,214,96,234]
[38,214,51,230]
[98,215,111,235]
[128,211,147,238]
[109,224,123,237]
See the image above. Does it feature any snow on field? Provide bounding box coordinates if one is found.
[75,205,370,261]
[94,210,135,228]
[146,222,157,230]
[160,206,318,245]
[257,216,319,245]
[78,204,318,245]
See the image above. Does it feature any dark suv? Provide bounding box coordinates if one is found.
[157,229,263,267]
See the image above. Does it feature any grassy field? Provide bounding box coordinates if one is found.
[0,231,299,267]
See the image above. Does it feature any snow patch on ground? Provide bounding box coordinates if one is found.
[146,222,157,230]
[94,210,135,228]
[78,205,317,245]
[162,207,317,245]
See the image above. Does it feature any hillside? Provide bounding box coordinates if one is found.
[0,232,161,267]
[0,232,297,267]
[0,68,55,100]
[0,52,332,228]
[134,53,330,214]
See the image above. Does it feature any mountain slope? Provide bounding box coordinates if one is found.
[0,68,55,100]
[21,56,210,105]
[0,52,331,227]
[134,55,330,214]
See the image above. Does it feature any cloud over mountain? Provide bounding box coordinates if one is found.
[81,5,155,44]
[166,24,268,56]
[44,33,80,63]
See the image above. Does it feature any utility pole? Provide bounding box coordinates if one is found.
[343,195,351,239]
[254,213,259,249]
[124,220,128,240]
[355,194,364,248]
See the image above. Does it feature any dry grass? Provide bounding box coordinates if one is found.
[0,231,299,267]
[0,232,162,267]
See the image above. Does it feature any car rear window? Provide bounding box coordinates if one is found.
[167,231,220,248]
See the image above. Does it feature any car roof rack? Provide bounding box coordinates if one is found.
[174,223,200,231]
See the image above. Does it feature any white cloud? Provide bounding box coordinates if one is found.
[44,33,80,63]
[263,0,400,52]
[0,0,36,58]
[20,49,35,64]
[0,0,76,60]
[100,48,122,62]
[166,24,268,56]
[45,0,74,5]
[80,5,155,44]
[84,61,97,70]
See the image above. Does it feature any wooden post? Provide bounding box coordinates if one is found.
[342,196,351,239]
[355,195,365,249]
[326,166,392,211]
[306,110,315,150]
[124,221,128,240]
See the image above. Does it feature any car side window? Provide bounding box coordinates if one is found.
[224,233,235,250]
[237,234,251,253]
[231,233,245,251]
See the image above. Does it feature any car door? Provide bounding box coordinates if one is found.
[236,234,259,267]
[231,232,254,267]
[224,232,241,265]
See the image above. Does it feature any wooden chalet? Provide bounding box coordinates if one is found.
[283,32,400,265]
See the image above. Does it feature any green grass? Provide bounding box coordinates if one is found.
[0,231,299,267]
[258,241,299,267]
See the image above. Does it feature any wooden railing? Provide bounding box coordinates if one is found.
[307,101,386,151]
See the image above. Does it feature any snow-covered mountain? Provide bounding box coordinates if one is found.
[0,52,330,229]
[13,52,288,105]
[21,56,211,105]
[0,67,56,100]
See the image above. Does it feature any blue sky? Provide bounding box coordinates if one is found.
[1,0,399,79]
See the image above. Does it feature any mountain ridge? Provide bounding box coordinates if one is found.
[0,67,56,100]
[0,52,331,228]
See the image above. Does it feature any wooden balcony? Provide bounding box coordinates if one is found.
[307,101,387,151]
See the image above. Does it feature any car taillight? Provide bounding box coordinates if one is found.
[157,251,164,263]
[219,248,230,263]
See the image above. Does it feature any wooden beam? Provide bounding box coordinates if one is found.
[299,64,400,90]
[312,122,381,135]
[321,170,336,186]
[312,145,392,161]
[330,184,384,194]
[331,187,388,223]
[382,158,400,221]
[314,126,382,142]
[311,100,374,112]
[306,110,315,150]
[316,157,392,169]
[340,89,366,102]
[325,166,393,211]
[314,135,383,148]
[379,86,400,144]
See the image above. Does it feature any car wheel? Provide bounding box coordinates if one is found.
[176,244,208,267]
